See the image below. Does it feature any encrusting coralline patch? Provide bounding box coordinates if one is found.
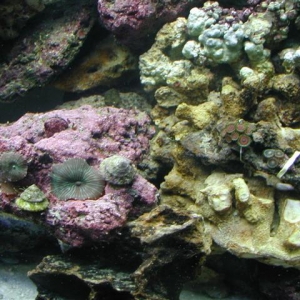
[0,105,157,247]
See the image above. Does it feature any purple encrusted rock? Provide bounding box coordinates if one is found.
[0,105,157,246]
[0,105,155,164]
[47,174,157,247]
[98,0,202,51]
[46,191,132,247]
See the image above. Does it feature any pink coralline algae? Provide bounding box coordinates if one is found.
[98,0,202,50]
[47,175,157,247]
[47,192,132,247]
[0,105,157,247]
[0,105,154,164]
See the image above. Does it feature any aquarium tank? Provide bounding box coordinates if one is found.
[1,0,300,299]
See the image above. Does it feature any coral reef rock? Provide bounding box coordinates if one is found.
[0,0,96,102]
[47,176,157,247]
[0,105,157,247]
[54,35,138,92]
[0,212,53,254]
[98,0,203,51]
[29,205,209,299]
[140,1,300,269]
[29,254,137,300]
[0,0,45,40]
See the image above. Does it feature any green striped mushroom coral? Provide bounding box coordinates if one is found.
[50,158,104,200]
[0,151,28,183]
[15,184,49,212]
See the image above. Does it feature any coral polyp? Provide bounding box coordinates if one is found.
[225,123,236,134]
[274,150,285,158]
[267,158,279,169]
[221,119,255,148]
[237,134,251,147]
[263,148,285,170]
[263,149,275,158]
[236,121,247,133]
[230,132,239,141]
[0,151,28,183]
[51,158,104,200]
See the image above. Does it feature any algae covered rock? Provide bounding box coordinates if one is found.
[139,0,300,269]
[139,0,300,98]
[161,166,300,268]
[0,0,96,102]
[139,17,213,97]
[53,36,138,93]
[28,254,136,300]
[97,0,201,51]
[0,0,45,40]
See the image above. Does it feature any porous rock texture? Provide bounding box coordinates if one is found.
[140,0,300,269]
[97,0,204,51]
[0,105,157,247]
[0,0,97,102]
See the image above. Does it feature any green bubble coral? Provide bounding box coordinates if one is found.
[15,184,49,212]
[0,151,28,183]
[51,158,104,200]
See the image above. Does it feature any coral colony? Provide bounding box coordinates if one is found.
[221,119,255,148]
[138,0,300,272]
